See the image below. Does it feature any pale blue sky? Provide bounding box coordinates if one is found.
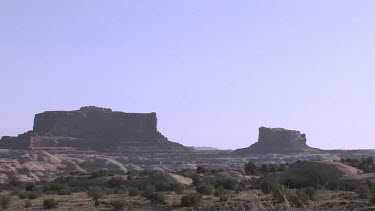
[0,1,374,149]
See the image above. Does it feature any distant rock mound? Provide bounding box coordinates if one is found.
[262,161,363,187]
[234,127,321,154]
[0,106,194,153]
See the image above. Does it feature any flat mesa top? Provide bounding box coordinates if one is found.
[38,106,156,115]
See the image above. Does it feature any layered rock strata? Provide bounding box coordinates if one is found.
[234,127,321,154]
[0,106,194,153]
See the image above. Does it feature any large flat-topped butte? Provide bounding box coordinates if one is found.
[0,106,195,153]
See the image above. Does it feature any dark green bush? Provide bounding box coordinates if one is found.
[94,199,100,206]
[110,200,127,209]
[271,185,316,208]
[214,186,227,197]
[28,191,40,199]
[219,194,230,202]
[25,183,36,192]
[370,194,375,204]
[192,175,201,186]
[342,157,375,173]
[303,186,317,200]
[143,184,156,193]
[196,166,208,174]
[18,191,29,199]
[144,192,165,205]
[17,191,41,200]
[173,184,184,194]
[86,187,104,201]
[155,183,171,192]
[244,161,257,175]
[107,177,126,188]
[43,183,71,195]
[24,199,32,208]
[355,186,370,199]
[197,183,214,195]
[128,188,139,196]
[43,198,59,209]
[181,193,202,207]
[220,179,237,190]
[90,170,112,178]
[0,194,12,209]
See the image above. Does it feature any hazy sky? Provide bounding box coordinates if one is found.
[1,1,374,150]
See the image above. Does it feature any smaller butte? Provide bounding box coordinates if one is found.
[234,127,321,154]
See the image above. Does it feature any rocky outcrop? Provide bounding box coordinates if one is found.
[201,170,244,186]
[262,161,362,187]
[130,172,193,187]
[0,106,194,153]
[234,127,321,154]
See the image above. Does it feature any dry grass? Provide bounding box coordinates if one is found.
[0,189,373,210]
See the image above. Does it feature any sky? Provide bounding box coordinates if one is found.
[0,1,374,150]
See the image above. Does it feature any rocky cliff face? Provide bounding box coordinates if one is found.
[33,106,157,140]
[0,106,194,153]
[234,127,320,154]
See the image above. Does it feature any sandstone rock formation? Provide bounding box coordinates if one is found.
[262,160,362,187]
[130,172,193,187]
[234,127,321,154]
[201,170,244,186]
[0,106,194,153]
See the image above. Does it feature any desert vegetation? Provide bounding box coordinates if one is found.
[0,157,374,210]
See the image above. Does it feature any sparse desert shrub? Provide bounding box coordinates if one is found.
[355,186,370,199]
[127,174,134,180]
[277,163,288,172]
[271,185,316,208]
[271,184,290,203]
[220,179,237,190]
[342,157,375,173]
[244,161,257,175]
[155,183,171,192]
[192,175,201,186]
[219,194,230,202]
[128,188,139,196]
[43,183,71,195]
[43,198,59,209]
[24,199,32,208]
[18,190,41,200]
[144,192,165,205]
[181,193,202,207]
[87,187,104,201]
[370,194,375,204]
[260,182,281,194]
[94,199,100,206]
[90,170,112,178]
[28,191,41,199]
[346,201,357,210]
[214,186,226,197]
[107,177,126,188]
[139,170,153,176]
[0,194,12,209]
[197,183,214,195]
[25,183,36,192]
[110,200,128,209]
[173,184,184,194]
[143,183,156,193]
[196,166,208,174]
[209,169,225,174]
[302,186,317,200]
[18,191,29,199]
